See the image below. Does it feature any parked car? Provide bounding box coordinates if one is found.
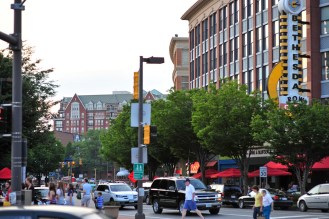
[238,188,293,210]
[94,182,138,209]
[297,183,329,212]
[209,184,242,207]
[0,205,107,219]
[142,181,152,205]
[34,186,49,205]
[149,177,221,215]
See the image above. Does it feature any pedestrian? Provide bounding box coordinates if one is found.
[56,181,66,205]
[48,182,57,204]
[181,178,204,219]
[252,185,263,219]
[4,181,11,202]
[67,183,75,206]
[261,190,273,219]
[25,177,36,204]
[95,192,104,210]
[81,178,92,207]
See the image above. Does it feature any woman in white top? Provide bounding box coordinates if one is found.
[261,189,273,219]
[56,181,66,205]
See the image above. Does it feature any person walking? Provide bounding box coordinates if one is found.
[261,189,273,219]
[181,178,204,219]
[252,185,263,219]
[4,181,11,202]
[95,192,104,210]
[81,178,92,207]
[56,181,66,205]
[67,183,75,206]
[48,182,57,204]
[25,177,36,204]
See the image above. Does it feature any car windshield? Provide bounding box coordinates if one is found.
[177,179,207,190]
[110,184,132,192]
[34,189,49,199]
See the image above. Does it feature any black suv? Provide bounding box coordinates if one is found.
[149,177,221,215]
[209,184,242,207]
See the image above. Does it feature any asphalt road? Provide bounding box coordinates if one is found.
[73,196,329,219]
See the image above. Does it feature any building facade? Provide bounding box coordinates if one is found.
[53,90,167,136]
[181,0,329,100]
[53,93,132,135]
[169,34,190,91]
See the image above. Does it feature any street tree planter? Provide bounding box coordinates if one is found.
[103,201,120,219]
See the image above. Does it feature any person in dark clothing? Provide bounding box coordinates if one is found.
[25,177,36,204]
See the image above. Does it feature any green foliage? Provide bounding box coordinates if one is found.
[0,46,60,171]
[28,131,65,177]
[100,105,137,168]
[251,100,329,194]
[192,81,263,193]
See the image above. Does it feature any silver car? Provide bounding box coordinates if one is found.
[297,183,329,212]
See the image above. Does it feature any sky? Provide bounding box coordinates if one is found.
[0,0,196,102]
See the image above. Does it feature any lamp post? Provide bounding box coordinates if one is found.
[135,56,164,219]
[0,0,25,206]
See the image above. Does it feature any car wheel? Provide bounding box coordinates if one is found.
[145,195,150,205]
[134,205,138,210]
[299,201,308,212]
[179,200,185,215]
[209,208,220,215]
[238,200,244,209]
[152,199,162,214]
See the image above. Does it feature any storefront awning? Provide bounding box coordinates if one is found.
[312,157,329,170]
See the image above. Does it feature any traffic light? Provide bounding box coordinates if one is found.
[133,72,139,99]
[144,125,150,144]
[61,162,64,168]
[72,161,75,166]
[67,162,70,167]
[79,158,82,165]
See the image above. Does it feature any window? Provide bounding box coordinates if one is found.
[230,2,234,26]
[272,20,279,47]
[272,0,279,6]
[263,24,268,50]
[223,6,227,29]
[243,33,248,57]
[210,13,216,36]
[256,68,263,91]
[235,37,239,61]
[202,52,208,74]
[202,18,208,41]
[190,29,195,49]
[230,39,234,62]
[223,42,227,65]
[248,31,254,56]
[256,27,262,52]
[322,51,329,80]
[321,6,329,35]
[319,184,329,194]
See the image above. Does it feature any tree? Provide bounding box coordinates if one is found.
[74,130,108,179]
[151,89,215,182]
[192,81,263,194]
[0,46,59,169]
[252,101,329,194]
[28,131,65,185]
[100,105,137,168]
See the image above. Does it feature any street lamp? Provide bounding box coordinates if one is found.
[136,56,164,219]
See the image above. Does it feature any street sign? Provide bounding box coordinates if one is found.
[131,147,148,164]
[259,166,267,178]
[130,103,151,127]
[133,163,144,180]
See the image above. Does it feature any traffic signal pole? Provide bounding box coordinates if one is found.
[0,0,24,206]
[136,56,145,219]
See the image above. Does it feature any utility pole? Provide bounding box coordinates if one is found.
[135,56,164,219]
[0,0,25,206]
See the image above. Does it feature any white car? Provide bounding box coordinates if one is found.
[94,183,138,209]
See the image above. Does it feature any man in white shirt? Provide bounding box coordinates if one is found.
[81,178,92,207]
[181,178,204,219]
